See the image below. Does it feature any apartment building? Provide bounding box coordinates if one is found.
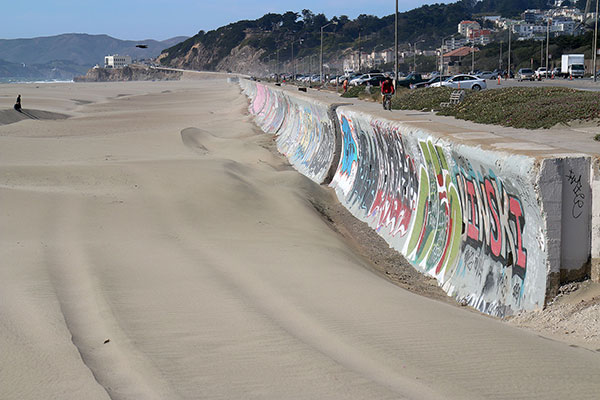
[104,55,132,69]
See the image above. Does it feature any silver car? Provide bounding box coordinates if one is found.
[431,74,487,91]
[477,71,497,80]
[517,68,535,81]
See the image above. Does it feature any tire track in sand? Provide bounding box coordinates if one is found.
[44,196,179,400]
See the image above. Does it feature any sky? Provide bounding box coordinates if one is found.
[0,0,453,41]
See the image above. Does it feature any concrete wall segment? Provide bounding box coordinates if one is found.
[591,157,600,282]
[239,79,597,316]
[240,80,338,184]
[330,107,550,316]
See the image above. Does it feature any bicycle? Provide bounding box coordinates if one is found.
[382,93,393,111]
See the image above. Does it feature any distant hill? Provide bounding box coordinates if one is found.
[0,33,188,81]
[158,0,555,75]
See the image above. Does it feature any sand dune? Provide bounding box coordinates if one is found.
[1,79,600,400]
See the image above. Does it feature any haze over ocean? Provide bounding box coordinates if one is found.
[1,0,452,40]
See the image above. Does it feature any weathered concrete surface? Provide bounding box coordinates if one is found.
[241,81,351,184]
[240,79,599,315]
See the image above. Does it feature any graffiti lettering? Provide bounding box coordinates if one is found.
[405,140,462,279]
[367,122,419,237]
[340,116,357,176]
[456,170,527,280]
[566,169,585,219]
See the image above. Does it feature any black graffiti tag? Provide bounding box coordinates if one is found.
[566,169,585,219]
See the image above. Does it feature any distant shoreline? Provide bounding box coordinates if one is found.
[0,78,74,84]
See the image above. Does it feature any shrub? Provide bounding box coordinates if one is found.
[341,85,366,98]
[439,87,600,129]
[391,87,454,111]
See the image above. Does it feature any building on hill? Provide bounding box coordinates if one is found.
[442,46,479,75]
[104,55,131,69]
[443,37,468,53]
[344,48,399,72]
[466,28,491,45]
[522,10,543,24]
[458,20,480,36]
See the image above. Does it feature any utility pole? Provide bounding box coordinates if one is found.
[413,43,416,72]
[507,26,511,78]
[546,17,551,78]
[320,21,337,84]
[499,40,502,72]
[594,0,599,82]
[471,43,475,73]
[358,30,362,73]
[395,0,398,88]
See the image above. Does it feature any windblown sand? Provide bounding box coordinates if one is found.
[1,79,600,400]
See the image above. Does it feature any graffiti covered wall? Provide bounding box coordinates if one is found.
[241,80,336,184]
[239,79,592,317]
[330,108,547,316]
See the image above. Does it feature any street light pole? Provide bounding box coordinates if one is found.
[471,43,475,73]
[546,17,550,79]
[507,25,511,78]
[358,30,362,73]
[440,34,456,77]
[439,38,444,76]
[395,0,398,88]
[594,0,599,82]
[413,43,416,72]
[320,21,338,85]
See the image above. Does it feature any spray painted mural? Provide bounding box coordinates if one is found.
[240,79,551,316]
[331,108,547,316]
[242,81,336,184]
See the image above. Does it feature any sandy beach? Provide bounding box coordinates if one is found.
[1,77,600,399]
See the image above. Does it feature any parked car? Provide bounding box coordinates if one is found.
[396,73,427,88]
[360,76,387,86]
[552,67,561,77]
[430,74,487,91]
[411,75,451,89]
[535,67,548,80]
[517,68,535,81]
[476,71,497,80]
[350,73,384,86]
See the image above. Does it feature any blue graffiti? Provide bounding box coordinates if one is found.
[340,115,358,177]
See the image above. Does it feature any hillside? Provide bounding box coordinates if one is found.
[74,65,183,82]
[158,0,554,75]
[0,34,187,81]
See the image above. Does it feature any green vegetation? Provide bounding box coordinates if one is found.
[391,87,454,110]
[391,87,600,130]
[340,85,366,98]
[160,1,559,72]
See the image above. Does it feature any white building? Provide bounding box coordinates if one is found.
[458,20,480,36]
[104,55,132,68]
[443,37,468,52]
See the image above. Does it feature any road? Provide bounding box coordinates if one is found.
[488,76,600,91]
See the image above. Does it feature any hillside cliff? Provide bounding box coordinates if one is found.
[157,1,554,75]
[74,65,182,82]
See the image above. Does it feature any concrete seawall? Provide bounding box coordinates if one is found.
[240,79,595,317]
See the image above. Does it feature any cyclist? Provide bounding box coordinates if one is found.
[381,77,394,109]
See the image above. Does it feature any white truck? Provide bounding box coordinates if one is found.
[560,54,585,78]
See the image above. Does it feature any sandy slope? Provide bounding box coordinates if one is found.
[1,79,600,400]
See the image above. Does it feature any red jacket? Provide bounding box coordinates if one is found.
[381,80,394,95]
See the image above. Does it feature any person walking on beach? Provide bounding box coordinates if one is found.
[14,94,21,112]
